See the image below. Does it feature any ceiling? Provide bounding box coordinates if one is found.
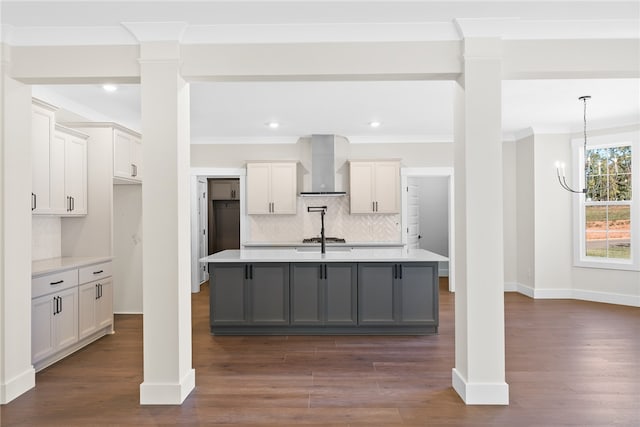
[7,1,640,142]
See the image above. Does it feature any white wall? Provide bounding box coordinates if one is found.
[32,216,61,261]
[515,133,535,290]
[502,141,518,284]
[113,184,143,313]
[415,176,449,275]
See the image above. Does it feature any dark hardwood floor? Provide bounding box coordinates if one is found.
[2,279,639,426]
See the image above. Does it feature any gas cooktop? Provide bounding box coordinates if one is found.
[302,237,346,244]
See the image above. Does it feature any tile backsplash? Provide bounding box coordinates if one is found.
[248,196,401,243]
[32,216,62,261]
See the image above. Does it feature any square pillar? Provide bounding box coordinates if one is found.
[137,40,195,405]
[452,37,509,404]
[0,47,36,403]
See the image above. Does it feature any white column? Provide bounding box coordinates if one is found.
[452,37,509,405]
[136,39,195,404]
[0,45,36,403]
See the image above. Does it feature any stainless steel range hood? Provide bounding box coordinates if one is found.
[299,134,347,196]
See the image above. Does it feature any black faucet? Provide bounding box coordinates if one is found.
[307,206,328,254]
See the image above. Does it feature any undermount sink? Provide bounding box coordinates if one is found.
[295,247,352,252]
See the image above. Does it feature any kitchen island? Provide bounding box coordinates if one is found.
[201,248,447,335]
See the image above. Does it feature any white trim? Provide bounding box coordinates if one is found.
[572,289,640,307]
[348,135,453,144]
[140,368,195,405]
[191,136,300,145]
[452,368,509,405]
[505,282,638,307]
[0,367,36,404]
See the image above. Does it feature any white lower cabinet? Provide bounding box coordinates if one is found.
[79,279,113,340]
[32,260,113,371]
[32,287,79,363]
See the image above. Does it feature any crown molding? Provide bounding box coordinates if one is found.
[191,136,300,145]
[347,134,453,144]
[121,22,188,43]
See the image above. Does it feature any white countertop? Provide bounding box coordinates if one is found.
[32,256,113,277]
[200,248,447,263]
[243,241,405,248]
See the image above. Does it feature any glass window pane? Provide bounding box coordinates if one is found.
[608,233,631,259]
[585,206,607,232]
[587,175,606,201]
[612,173,632,201]
[586,231,607,258]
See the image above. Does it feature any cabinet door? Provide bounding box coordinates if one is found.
[210,264,248,325]
[230,181,240,200]
[358,263,396,324]
[78,282,98,339]
[211,181,235,200]
[374,161,400,213]
[270,163,297,214]
[50,132,67,214]
[64,135,87,215]
[32,104,55,214]
[246,163,271,214]
[113,131,133,179]
[55,287,79,349]
[249,263,289,324]
[131,138,142,181]
[325,263,357,325]
[398,263,437,325]
[290,263,322,324]
[32,295,56,363]
[95,280,114,330]
[349,162,375,213]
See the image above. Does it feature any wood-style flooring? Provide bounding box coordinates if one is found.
[1,280,639,426]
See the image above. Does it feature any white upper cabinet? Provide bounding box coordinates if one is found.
[113,129,142,183]
[32,98,88,217]
[31,100,57,214]
[246,162,297,215]
[52,125,88,216]
[349,160,400,214]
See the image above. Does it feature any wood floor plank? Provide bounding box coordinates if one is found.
[1,279,638,426]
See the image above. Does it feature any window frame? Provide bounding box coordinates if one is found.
[572,131,639,271]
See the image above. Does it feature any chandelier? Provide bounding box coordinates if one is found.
[556,95,590,194]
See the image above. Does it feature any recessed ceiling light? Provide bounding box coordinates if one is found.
[369,121,381,128]
[102,84,118,92]
[266,121,280,129]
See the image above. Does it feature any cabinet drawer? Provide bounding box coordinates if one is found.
[32,269,78,299]
[79,262,112,284]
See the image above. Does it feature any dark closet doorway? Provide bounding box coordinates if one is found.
[207,178,241,254]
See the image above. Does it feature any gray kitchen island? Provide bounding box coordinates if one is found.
[201,248,448,335]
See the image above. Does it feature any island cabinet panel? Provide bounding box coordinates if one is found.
[210,263,289,327]
[358,262,438,327]
[358,264,396,324]
[290,263,357,326]
[210,264,248,325]
[249,264,289,324]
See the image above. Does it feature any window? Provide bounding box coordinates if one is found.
[575,132,639,271]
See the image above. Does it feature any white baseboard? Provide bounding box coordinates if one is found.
[140,368,196,405]
[1,366,35,404]
[451,368,509,405]
[438,267,449,277]
[504,282,639,307]
[114,311,143,315]
[572,289,640,307]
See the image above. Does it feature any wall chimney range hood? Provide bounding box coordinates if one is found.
[299,134,347,197]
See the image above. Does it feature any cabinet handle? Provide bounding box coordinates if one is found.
[393,264,397,279]
[372,201,375,212]
[324,264,328,279]
[96,284,100,300]
[71,196,75,211]
[66,196,70,212]
[53,296,57,315]
[59,296,62,313]
[398,264,403,279]
[50,280,64,285]
[375,201,378,212]
[319,265,323,279]
[32,193,36,211]
[99,283,103,299]
[93,270,104,275]
[244,264,248,280]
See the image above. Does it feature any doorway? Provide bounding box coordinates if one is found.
[207,178,241,255]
